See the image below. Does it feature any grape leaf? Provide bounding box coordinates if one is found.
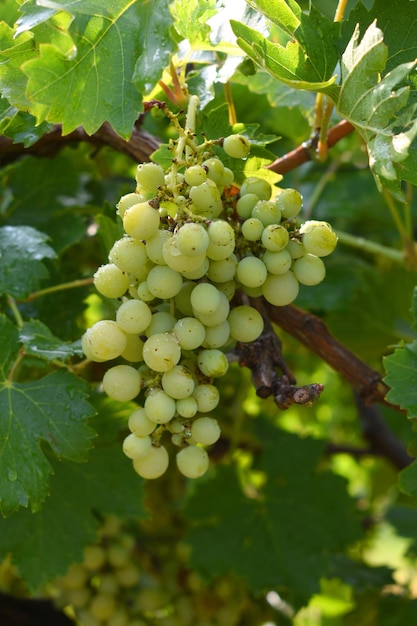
[0,23,35,109]
[15,1,58,36]
[337,21,417,186]
[0,315,96,516]
[22,0,174,137]
[0,100,52,147]
[0,443,146,590]
[185,420,361,606]
[170,0,217,46]
[0,226,56,299]
[383,345,417,418]
[231,0,340,97]
[19,320,83,362]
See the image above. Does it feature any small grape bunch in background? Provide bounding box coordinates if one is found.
[82,95,337,481]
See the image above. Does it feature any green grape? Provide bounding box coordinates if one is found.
[176,396,198,418]
[128,407,156,436]
[174,282,195,316]
[262,271,299,306]
[107,542,132,568]
[190,416,221,445]
[163,236,207,273]
[109,237,148,273]
[116,193,146,218]
[77,609,102,626]
[144,389,176,423]
[286,238,306,259]
[191,282,221,315]
[83,545,106,571]
[261,223,289,252]
[221,167,234,186]
[123,201,160,240]
[203,320,230,348]
[293,253,326,285]
[197,349,229,378]
[180,256,209,280]
[121,333,144,362]
[116,299,153,334]
[176,445,209,478]
[215,279,236,301]
[202,157,225,185]
[94,263,130,299]
[251,200,281,227]
[136,281,155,302]
[241,217,264,241]
[65,587,91,609]
[276,188,303,218]
[115,564,140,588]
[184,164,207,186]
[107,608,129,626]
[236,256,267,288]
[299,220,338,256]
[132,444,169,479]
[189,179,222,217]
[173,317,206,350]
[60,563,89,590]
[145,311,177,336]
[102,365,141,402]
[146,265,183,299]
[262,249,292,275]
[206,238,235,261]
[122,433,152,459]
[208,220,235,246]
[146,229,172,265]
[194,290,230,327]
[236,193,259,218]
[131,258,154,283]
[89,592,117,620]
[240,176,272,200]
[82,320,127,362]
[176,222,209,257]
[161,365,195,399]
[223,134,250,159]
[228,305,264,342]
[135,162,165,193]
[206,256,237,283]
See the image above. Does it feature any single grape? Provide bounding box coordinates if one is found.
[191,282,221,315]
[83,545,106,571]
[142,333,181,372]
[176,445,209,478]
[276,188,303,219]
[236,256,267,288]
[202,158,225,185]
[135,162,165,193]
[82,320,127,362]
[89,593,117,621]
[286,238,306,259]
[251,200,281,227]
[208,220,235,246]
[299,220,338,257]
[122,433,152,459]
[132,445,169,479]
[94,264,130,299]
[145,229,172,265]
[174,281,195,316]
[179,256,209,280]
[108,237,148,273]
[236,193,259,219]
[223,134,250,159]
[173,317,206,350]
[206,256,237,283]
[116,193,146,218]
[176,222,209,257]
[128,407,156,436]
[161,365,195,399]
[146,265,183,299]
[240,176,272,200]
[184,164,207,186]
[102,365,141,402]
[241,217,264,241]
[262,271,299,306]
[189,179,222,217]
[228,305,264,342]
[163,236,207,273]
[203,320,230,348]
[293,253,326,285]
[121,334,144,362]
[197,349,228,378]
[123,202,160,241]
[262,249,292,275]
[190,417,221,445]
[261,224,289,251]
[145,311,177,336]
[144,389,176,424]
[221,167,234,187]
[116,299,152,334]
[176,396,198,418]
[136,281,155,302]
[193,290,230,327]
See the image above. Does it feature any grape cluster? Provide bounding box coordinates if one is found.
[82,95,337,480]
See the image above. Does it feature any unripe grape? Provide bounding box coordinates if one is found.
[83,544,106,571]
[189,179,222,217]
[116,299,152,334]
[145,229,171,265]
[240,176,272,200]
[261,224,289,251]
[135,162,165,193]
[109,237,148,273]
[176,396,198,418]
[191,417,221,445]
[206,256,237,283]
[142,333,181,372]
[197,349,228,377]
[161,365,195,399]
[202,157,225,185]
[228,305,264,342]
[221,167,234,186]
[128,407,156,436]
[132,445,169,479]
[287,238,306,259]
[176,445,209,478]
[203,320,230,348]
[163,236,206,273]
[293,253,326,285]
[276,188,303,218]
[60,563,88,590]
[89,593,117,620]
[176,222,209,257]
[184,164,207,186]
[122,433,152,459]
[236,256,267,288]
[145,311,177,336]
[116,193,145,218]
[251,200,281,226]
[102,365,141,402]
[223,134,250,159]
[82,320,127,362]
[146,265,183,299]
[179,256,209,280]
[299,220,338,257]
[236,193,259,218]
[94,264,130,299]
[262,271,299,306]
[144,389,176,423]
[191,282,221,315]
[136,281,154,302]
[263,249,292,275]
[194,290,230,327]
[123,202,160,240]
[174,281,195,316]
[173,317,206,350]
[241,217,264,241]
[208,220,234,246]
[121,333,144,362]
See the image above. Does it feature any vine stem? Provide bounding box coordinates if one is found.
[335,230,405,263]
[24,277,94,302]
[7,295,24,327]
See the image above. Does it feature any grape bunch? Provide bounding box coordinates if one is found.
[82,95,337,480]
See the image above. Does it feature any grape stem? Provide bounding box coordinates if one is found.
[7,295,24,327]
[335,230,405,263]
[23,277,94,302]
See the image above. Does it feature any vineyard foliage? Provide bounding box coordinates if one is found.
[1,0,417,624]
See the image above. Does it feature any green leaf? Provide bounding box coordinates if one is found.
[170,0,217,46]
[185,420,361,606]
[337,21,417,185]
[0,225,56,299]
[15,1,58,36]
[0,100,52,147]
[21,1,174,138]
[0,443,146,589]
[231,0,340,97]
[383,345,417,418]
[0,23,35,109]
[19,319,83,362]
[0,315,96,516]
